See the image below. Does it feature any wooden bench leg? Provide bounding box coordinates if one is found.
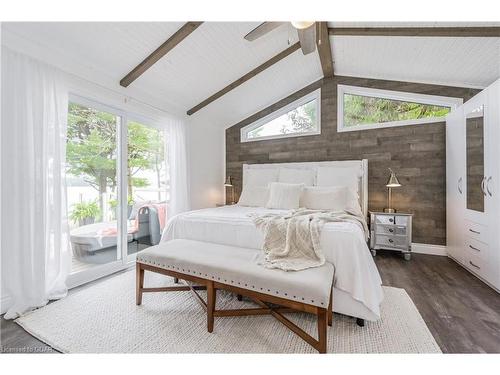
[328,288,333,327]
[136,263,144,306]
[317,307,328,354]
[207,280,216,333]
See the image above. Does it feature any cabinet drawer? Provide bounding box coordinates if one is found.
[375,234,407,249]
[464,236,489,260]
[464,220,488,244]
[376,224,407,236]
[375,215,395,225]
[464,248,489,279]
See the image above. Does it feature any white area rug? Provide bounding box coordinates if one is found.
[16,270,441,353]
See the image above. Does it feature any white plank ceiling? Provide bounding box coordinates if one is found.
[2,22,499,129]
[328,22,500,89]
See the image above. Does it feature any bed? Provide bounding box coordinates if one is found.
[161,160,384,321]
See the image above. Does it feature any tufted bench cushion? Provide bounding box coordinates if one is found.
[137,239,334,308]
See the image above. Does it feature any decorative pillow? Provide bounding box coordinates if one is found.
[244,168,279,187]
[316,166,360,193]
[266,182,304,210]
[237,186,270,207]
[299,186,349,211]
[300,186,363,215]
[345,188,364,217]
[278,168,315,186]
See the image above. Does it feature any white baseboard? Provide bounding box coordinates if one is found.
[411,242,447,256]
[1,294,13,315]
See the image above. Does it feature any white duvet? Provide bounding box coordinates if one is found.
[161,205,384,319]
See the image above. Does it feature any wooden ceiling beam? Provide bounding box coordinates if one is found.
[120,22,203,88]
[187,42,301,116]
[316,22,334,78]
[328,27,500,37]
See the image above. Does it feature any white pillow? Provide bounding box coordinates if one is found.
[299,186,349,211]
[266,182,304,210]
[244,168,279,187]
[279,168,315,186]
[300,186,363,215]
[316,166,359,193]
[345,188,363,217]
[237,186,269,207]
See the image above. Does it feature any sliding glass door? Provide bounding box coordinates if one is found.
[65,96,169,285]
[126,121,168,259]
[66,101,121,274]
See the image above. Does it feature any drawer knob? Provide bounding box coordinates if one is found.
[469,245,480,252]
[389,218,394,222]
[469,228,480,234]
[388,238,394,243]
[389,228,394,233]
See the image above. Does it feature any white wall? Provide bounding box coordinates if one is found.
[186,117,225,210]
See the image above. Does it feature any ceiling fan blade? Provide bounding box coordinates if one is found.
[244,22,285,41]
[297,23,317,55]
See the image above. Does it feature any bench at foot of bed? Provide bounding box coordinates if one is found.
[136,239,335,353]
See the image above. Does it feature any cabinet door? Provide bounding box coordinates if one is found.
[464,91,488,225]
[446,107,465,264]
[486,79,500,289]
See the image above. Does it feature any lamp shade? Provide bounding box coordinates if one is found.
[291,21,315,30]
[224,176,233,187]
[386,168,401,188]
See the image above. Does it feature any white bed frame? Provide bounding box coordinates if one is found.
[242,160,376,322]
[242,159,369,218]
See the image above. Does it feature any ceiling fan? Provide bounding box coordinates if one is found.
[244,22,317,55]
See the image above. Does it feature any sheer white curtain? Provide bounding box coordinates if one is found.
[1,47,71,319]
[164,116,190,219]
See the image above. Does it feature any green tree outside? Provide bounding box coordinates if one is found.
[66,103,165,220]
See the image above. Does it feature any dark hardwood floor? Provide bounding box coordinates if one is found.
[376,251,500,353]
[1,252,499,353]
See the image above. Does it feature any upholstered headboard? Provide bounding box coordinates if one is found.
[242,160,369,217]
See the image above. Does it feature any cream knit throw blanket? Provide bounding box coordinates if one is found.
[251,209,369,271]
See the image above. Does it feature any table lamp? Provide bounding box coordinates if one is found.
[384,168,401,213]
[224,176,235,205]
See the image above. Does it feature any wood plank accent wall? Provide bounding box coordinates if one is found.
[225,76,480,245]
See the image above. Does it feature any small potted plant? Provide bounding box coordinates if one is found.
[70,200,101,227]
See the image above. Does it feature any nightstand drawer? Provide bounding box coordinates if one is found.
[395,216,409,226]
[376,234,407,249]
[376,224,407,236]
[375,215,395,225]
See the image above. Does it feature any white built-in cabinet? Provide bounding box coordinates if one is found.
[446,78,500,292]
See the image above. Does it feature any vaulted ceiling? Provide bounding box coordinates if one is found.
[2,22,499,129]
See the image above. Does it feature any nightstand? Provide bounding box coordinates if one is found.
[216,203,235,207]
[369,211,413,261]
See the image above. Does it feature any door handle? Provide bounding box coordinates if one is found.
[458,177,462,194]
[481,177,486,196]
[487,176,492,197]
